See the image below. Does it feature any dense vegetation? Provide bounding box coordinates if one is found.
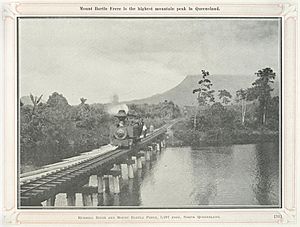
[20,67,279,170]
[20,94,180,170]
[128,100,181,128]
[20,93,111,170]
[173,68,280,146]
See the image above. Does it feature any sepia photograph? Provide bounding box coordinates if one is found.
[18,17,281,209]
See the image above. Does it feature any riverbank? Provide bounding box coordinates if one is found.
[170,126,279,147]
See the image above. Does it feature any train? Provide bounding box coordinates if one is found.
[109,110,145,148]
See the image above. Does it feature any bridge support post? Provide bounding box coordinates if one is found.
[128,179,134,194]
[121,164,128,180]
[113,194,120,206]
[110,167,121,194]
[103,175,109,192]
[127,158,135,179]
[137,169,143,179]
[162,139,166,148]
[46,196,56,206]
[113,176,120,194]
[92,193,98,206]
[137,157,143,169]
[88,175,98,187]
[108,175,115,193]
[156,142,160,152]
[159,141,162,152]
[141,155,146,165]
[145,161,151,171]
[137,152,144,169]
[132,156,137,172]
[128,164,134,179]
[145,150,151,161]
[97,176,104,193]
[149,146,154,159]
[67,193,76,206]
[97,193,103,206]
[152,144,157,155]
[82,194,92,206]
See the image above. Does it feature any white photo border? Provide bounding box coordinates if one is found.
[3,1,297,224]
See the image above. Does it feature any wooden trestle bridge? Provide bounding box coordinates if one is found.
[20,121,176,206]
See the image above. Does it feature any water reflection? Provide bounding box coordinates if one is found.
[253,142,280,205]
[53,143,280,207]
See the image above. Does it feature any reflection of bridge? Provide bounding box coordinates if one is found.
[20,121,176,206]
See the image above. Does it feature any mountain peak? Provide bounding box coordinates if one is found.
[124,74,280,106]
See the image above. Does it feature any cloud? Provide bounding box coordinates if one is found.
[19,18,280,104]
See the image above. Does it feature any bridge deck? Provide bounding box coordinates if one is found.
[20,122,173,206]
[20,144,118,184]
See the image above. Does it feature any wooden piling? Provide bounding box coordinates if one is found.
[128,179,134,194]
[108,175,115,193]
[128,164,134,179]
[145,161,151,171]
[113,176,120,194]
[121,164,129,180]
[132,156,137,172]
[110,167,121,194]
[137,169,142,179]
[145,150,151,161]
[103,175,109,192]
[137,157,143,169]
[97,176,104,193]
[67,193,76,206]
[113,194,120,206]
[88,175,98,187]
[97,193,103,206]
[82,194,92,206]
[156,143,160,152]
[92,193,98,206]
[46,196,56,206]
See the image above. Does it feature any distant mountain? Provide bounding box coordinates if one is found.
[124,74,280,106]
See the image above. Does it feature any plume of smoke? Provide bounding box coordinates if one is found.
[107,93,128,115]
[112,94,119,104]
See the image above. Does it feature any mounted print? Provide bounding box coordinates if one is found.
[2,0,298,225]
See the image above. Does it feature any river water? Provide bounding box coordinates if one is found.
[53,142,280,208]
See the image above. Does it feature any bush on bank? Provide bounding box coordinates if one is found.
[20,93,181,170]
[172,101,279,147]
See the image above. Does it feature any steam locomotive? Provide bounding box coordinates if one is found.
[109,110,144,148]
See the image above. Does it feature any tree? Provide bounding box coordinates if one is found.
[47,92,69,108]
[218,89,232,105]
[248,68,276,125]
[29,93,43,115]
[266,96,279,130]
[80,97,87,104]
[196,102,236,144]
[192,70,215,129]
[236,89,247,125]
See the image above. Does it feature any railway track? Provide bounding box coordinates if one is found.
[20,144,118,184]
[20,122,170,206]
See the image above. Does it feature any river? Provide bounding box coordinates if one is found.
[52,142,280,208]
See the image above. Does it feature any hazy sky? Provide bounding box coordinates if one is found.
[19,18,280,105]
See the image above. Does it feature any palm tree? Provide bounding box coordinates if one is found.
[30,93,43,115]
[192,70,215,129]
[250,68,276,125]
[236,89,247,125]
[80,97,87,104]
